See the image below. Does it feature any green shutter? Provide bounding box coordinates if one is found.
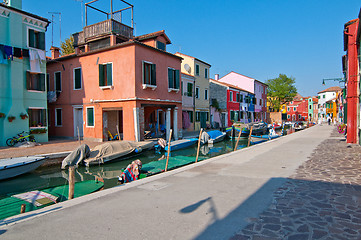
[168,68,173,88]
[99,64,104,86]
[29,29,35,48]
[187,83,192,96]
[175,70,180,89]
[39,73,45,91]
[106,64,112,86]
[55,72,61,91]
[75,68,81,89]
[39,32,45,50]
[87,108,94,126]
[151,64,156,86]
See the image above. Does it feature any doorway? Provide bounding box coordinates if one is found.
[73,108,83,138]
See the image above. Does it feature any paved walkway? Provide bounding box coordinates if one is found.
[1,125,357,240]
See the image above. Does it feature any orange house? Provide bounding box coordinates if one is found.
[47,24,182,142]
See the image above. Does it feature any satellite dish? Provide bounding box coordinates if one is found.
[184,64,191,73]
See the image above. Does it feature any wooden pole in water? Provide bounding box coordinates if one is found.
[68,166,75,199]
[20,204,26,214]
[195,128,203,163]
[165,129,173,172]
[234,127,242,151]
[247,126,253,147]
[116,125,121,141]
[77,127,81,146]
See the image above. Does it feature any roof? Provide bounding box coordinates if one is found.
[47,40,182,63]
[134,30,171,44]
[175,52,211,67]
[326,98,337,103]
[293,93,304,101]
[210,79,251,94]
[221,71,254,80]
[318,86,342,94]
[0,3,50,26]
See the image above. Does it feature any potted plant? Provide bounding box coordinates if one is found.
[30,128,47,134]
[0,112,5,118]
[20,113,28,120]
[8,115,15,122]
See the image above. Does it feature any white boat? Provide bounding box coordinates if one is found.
[0,156,46,181]
[205,130,227,144]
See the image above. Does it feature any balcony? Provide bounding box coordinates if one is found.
[73,19,133,47]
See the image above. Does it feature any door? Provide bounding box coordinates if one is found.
[74,108,83,138]
[200,112,207,129]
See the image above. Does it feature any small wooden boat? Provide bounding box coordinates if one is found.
[249,136,268,145]
[164,138,198,151]
[0,179,104,220]
[205,130,226,144]
[225,127,248,138]
[0,156,47,181]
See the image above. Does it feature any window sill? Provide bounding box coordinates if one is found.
[168,88,179,93]
[100,86,113,90]
[143,84,157,90]
[27,90,45,93]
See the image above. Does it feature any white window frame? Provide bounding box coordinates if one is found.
[229,91,233,102]
[142,60,157,90]
[54,71,62,92]
[86,107,95,128]
[26,26,46,50]
[99,62,113,90]
[55,108,62,127]
[167,67,180,92]
[73,67,82,90]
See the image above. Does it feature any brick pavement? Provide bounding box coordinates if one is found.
[231,127,361,240]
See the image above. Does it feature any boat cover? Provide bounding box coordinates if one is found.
[61,144,90,169]
[207,130,224,140]
[84,141,154,165]
[200,131,210,144]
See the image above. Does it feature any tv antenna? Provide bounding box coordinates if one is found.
[74,0,84,27]
[48,12,62,47]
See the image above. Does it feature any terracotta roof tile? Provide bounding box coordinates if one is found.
[318,86,342,94]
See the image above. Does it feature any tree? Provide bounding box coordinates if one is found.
[266,74,297,112]
[60,36,75,56]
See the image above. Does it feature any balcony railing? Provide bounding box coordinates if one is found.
[73,19,133,46]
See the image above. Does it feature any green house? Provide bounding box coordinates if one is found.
[0,0,50,146]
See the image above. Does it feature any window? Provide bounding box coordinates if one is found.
[55,71,61,91]
[298,114,302,119]
[142,61,156,87]
[259,99,262,106]
[186,82,193,97]
[26,71,45,91]
[99,63,113,87]
[55,108,62,126]
[73,67,82,90]
[293,107,296,111]
[236,93,240,102]
[204,89,208,100]
[230,110,235,121]
[168,68,180,89]
[28,108,46,127]
[323,95,325,98]
[195,64,199,76]
[187,111,193,123]
[252,97,256,104]
[309,105,311,109]
[196,111,200,122]
[28,28,45,50]
[206,112,209,121]
[318,96,320,99]
[195,87,199,98]
[229,92,233,101]
[87,107,94,127]
[46,73,50,91]
[240,95,243,102]
[156,41,165,51]
[205,68,208,78]
[287,114,290,119]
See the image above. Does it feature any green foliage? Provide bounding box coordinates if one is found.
[60,36,75,56]
[211,98,220,112]
[266,74,297,112]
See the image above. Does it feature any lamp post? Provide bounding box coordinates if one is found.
[322,78,345,85]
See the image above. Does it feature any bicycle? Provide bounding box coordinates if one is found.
[6,131,36,147]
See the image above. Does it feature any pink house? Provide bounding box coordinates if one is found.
[47,18,182,142]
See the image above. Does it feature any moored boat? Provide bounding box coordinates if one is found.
[0,179,104,220]
[204,130,226,144]
[0,156,47,181]
[163,138,199,151]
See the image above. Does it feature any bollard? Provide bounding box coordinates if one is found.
[68,166,75,199]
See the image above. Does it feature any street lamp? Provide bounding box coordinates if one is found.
[322,78,345,86]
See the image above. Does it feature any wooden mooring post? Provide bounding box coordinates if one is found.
[165,129,173,172]
[116,125,121,141]
[195,128,203,163]
[77,127,81,146]
[20,204,26,214]
[68,166,75,199]
[247,126,254,147]
[234,127,242,151]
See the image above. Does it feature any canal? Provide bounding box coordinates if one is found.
[0,138,252,199]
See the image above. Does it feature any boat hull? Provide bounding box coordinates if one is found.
[165,138,198,151]
[0,157,46,181]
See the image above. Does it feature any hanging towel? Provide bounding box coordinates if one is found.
[37,49,46,63]
[13,47,22,58]
[29,49,40,73]
[22,49,29,58]
[0,45,7,64]
[4,45,13,60]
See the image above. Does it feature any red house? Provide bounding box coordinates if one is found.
[286,94,309,122]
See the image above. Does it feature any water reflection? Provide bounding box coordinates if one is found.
[0,138,250,199]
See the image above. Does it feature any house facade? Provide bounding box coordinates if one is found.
[175,52,211,130]
[343,15,360,144]
[209,78,227,128]
[47,19,182,142]
[286,95,308,122]
[181,73,195,131]
[217,71,267,122]
[317,87,342,123]
[308,97,318,123]
[0,1,49,146]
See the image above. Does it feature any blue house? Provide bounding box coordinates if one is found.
[0,0,50,146]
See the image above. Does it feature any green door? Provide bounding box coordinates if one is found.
[200,112,207,129]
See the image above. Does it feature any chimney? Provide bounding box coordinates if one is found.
[7,0,22,9]
[50,46,60,59]
[215,74,219,80]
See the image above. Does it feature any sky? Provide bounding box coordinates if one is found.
[22,0,361,97]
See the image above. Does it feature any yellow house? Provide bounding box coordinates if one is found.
[175,52,211,130]
[267,97,286,113]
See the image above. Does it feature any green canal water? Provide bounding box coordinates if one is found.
[0,138,251,199]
